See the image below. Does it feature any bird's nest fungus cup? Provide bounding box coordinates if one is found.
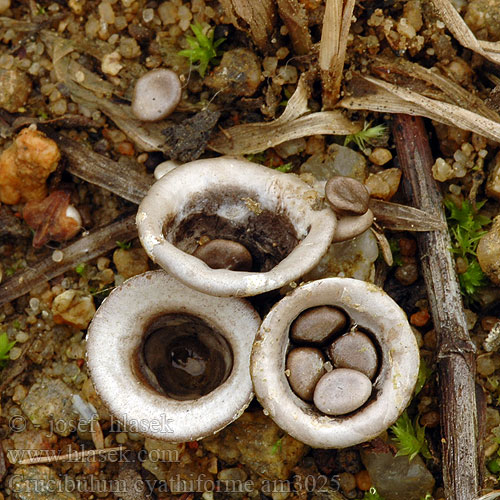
[86,270,260,442]
[137,156,337,297]
[251,277,420,448]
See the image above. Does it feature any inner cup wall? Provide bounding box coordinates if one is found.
[164,189,300,272]
[136,313,234,401]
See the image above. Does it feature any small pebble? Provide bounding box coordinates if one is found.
[290,306,348,345]
[355,470,372,491]
[218,467,248,481]
[204,48,262,97]
[51,290,96,330]
[369,148,392,166]
[9,346,22,360]
[398,237,417,257]
[286,347,326,401]
[478,216,500,284]
[113,247,149,279]
[477,354,496,376]
[193,239,253,271]
[420,410,440,428]
[325,176,370,215]
[423,329,436,349]
[0,68,32,112]
[313,368,372,416]
[327,329,378,379]
[52,250,64,262]
[365,168,401,201]
[15,331,29,343]
[410,309,430,327]
[338,472,357,494]
[116,432,128,444]
[395,262,419,286]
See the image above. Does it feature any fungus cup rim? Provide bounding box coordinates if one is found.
[136,156,337,297]
[250,277,420,448]
[86,270,260,442]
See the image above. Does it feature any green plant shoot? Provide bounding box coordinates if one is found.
[390,411,431,461]
[0,332,16,368]
[363,487,385,500]
[178,22,225,78]
[444,199,490,299]
[344,121,387,150]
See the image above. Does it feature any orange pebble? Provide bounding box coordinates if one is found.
[117,141,135,156]
[355,470,372,491]
[410,309,430,327]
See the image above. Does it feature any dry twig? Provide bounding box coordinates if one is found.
[0,215,137,306]
[393,114,479,500]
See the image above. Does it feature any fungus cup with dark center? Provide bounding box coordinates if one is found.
[87,270,260,442]
[137,156,337,297]
[251,277,419,448]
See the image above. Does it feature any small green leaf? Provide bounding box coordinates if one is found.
[75,263,86,276]
[178,22,225,78]
[0,332,16,368]
[390,411,431,461]
[344,122,387,150]
[414,358,433,395]
[444,198,491,299]
[275,163,293,173]
[388,238,403,267]
[271,437,283,454]
[488,458,500,474]
[116,240,132,250]
[363,487,385,500]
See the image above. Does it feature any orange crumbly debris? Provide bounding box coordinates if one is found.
[0,127,61,205]
[410,309,430,327]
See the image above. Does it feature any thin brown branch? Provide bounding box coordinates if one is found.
[393,114,479,500]
[40,127,153,205]
[0,215,137,306]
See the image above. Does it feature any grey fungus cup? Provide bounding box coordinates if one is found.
[86,270,260,442]
[132,68,182,122]
[136,156,337,297]
[251,277,419,448]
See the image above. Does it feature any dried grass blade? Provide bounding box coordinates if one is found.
[371,56,500,122]
[44,31,168,152]
[430,0,500,65]
[341,75,500,143]
[218,0,276,51]
[370,227,393,266]
[209,111,359,154]
[276,0,312,55]
[210,74,358,153]
[369,198,446,231]
[320,0,356,108]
